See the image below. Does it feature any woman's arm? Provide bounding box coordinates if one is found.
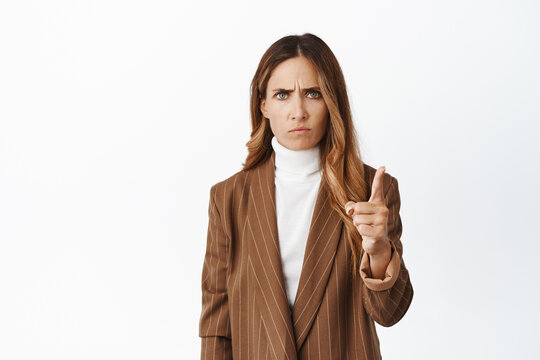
[367,241,392,279]
[199,184,232,359]
[359,177,414,327]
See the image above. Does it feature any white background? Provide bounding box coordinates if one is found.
[1,0,539,359]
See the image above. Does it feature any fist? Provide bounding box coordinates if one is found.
[344,166,391,257]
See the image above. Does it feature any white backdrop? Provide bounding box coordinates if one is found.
[1,0,539,359]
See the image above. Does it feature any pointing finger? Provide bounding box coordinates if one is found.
[369,166,386,203]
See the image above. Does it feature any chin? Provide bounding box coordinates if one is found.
[291,140,317,150]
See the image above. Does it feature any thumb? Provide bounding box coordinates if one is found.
[344,201,356,215]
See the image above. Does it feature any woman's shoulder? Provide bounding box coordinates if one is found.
[210,168,248,192]
[208,167,251,207]
[210,154,271,197]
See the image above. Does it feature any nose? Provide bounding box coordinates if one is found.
[291,91,307,120]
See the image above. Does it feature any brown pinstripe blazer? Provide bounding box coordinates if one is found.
[199,150,413,360]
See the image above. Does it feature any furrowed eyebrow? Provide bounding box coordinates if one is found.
[272,86,321,93]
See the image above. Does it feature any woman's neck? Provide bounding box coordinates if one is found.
[271,136,321,181]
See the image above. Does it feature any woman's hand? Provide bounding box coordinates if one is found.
[345,166,392,278]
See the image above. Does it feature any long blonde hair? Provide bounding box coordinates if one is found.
[242,33,368,277]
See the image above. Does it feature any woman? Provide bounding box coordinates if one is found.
[199,33,413,360]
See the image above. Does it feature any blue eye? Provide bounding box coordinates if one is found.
[307,90,321,98]
[276,92,287,100]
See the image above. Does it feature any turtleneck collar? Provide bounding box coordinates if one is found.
[271,136,322,181]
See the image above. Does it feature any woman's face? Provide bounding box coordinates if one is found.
[260,56,329,151]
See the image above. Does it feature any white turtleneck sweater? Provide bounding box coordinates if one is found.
[271,135,322,311]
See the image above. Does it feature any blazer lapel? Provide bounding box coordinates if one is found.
[246,149,344,356]
[246,150,297,359]
[291,175,344,352]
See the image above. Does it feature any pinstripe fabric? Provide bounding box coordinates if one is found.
[199,151,413,359]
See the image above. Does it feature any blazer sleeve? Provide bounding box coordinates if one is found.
[359,176,414,327]
[199,184,233,359]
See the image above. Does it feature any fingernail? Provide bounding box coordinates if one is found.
[347,208,354,215]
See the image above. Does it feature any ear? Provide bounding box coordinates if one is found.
[260,98,266,116]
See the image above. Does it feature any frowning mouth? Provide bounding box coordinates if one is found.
[289,126,310,132]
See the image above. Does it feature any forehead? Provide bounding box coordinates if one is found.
[267,56,319,87]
